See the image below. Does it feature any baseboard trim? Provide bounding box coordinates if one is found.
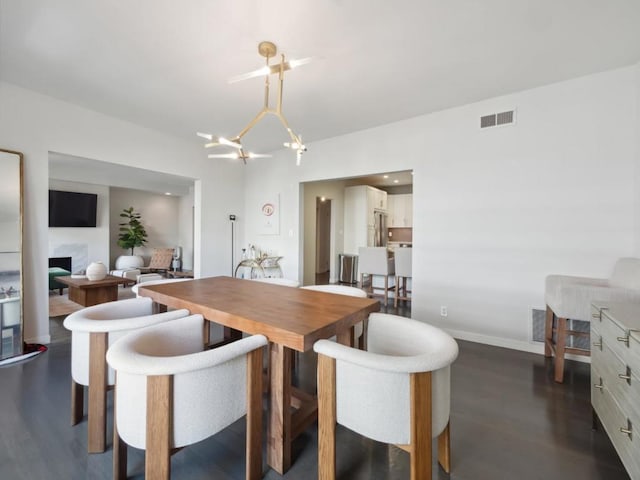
[25,334,51,345]
[443,328,590,363]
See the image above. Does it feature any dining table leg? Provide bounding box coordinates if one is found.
[267,342,292,474]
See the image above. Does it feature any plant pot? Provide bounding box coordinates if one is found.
[115,255,144,270]
[86,261,108,281]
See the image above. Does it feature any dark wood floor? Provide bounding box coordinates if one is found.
[0,311,629,479]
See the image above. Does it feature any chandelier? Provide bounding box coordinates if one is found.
[198,41,309,165]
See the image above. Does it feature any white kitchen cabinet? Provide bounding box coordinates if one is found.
[388,194,413,227]
[375,188,387,211]
[344,185,388,254]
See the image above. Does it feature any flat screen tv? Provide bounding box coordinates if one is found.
[49,190,98,227]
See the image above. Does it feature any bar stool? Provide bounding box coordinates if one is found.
[358,247,395,305]
[394,247,412,308]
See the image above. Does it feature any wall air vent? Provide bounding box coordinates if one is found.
[531,308,589,349]
[480,109,516,129]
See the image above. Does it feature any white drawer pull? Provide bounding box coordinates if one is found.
[618,366,632,384]
[617,335,630,346]
[594,378,604,390]
[620,420,633,439]
[592,339,602,350]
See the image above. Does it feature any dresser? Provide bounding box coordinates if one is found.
[591,301,640,478]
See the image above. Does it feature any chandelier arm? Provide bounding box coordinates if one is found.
[277,54,285,114]
[264,57,271,109]
[235,108,268,140]
[275,112,302,145]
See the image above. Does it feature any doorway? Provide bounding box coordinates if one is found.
[315,197,331,284]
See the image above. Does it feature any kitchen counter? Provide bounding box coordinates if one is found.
[387,242,412,252]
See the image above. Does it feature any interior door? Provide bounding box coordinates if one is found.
[315,198,332,280]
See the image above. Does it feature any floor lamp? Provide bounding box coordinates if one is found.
[229,214,236,276]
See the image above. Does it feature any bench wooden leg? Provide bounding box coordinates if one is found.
[544,305,554,357]
[554,317,567,383]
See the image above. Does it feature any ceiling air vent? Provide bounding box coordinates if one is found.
[480,109,516,129]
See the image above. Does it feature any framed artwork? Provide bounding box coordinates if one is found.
[259,194,280,235]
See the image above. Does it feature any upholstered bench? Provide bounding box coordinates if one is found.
[545,257,640,382]
[49,267,71,295]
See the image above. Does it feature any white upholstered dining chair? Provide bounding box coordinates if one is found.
[62,297,190,453]
[301,284,368,348]
[106,314,267,480]
[314,312,459,480]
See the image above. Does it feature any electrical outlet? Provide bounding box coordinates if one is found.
[440,306,448,317]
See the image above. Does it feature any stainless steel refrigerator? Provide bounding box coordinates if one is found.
[371,210,388,247]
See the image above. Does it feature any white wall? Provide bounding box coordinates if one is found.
[109,187,180,268]
[245,64,640,352]
[0,82,244,344]
[635,65,640,254]
[48,180,110,272]
[243,158,304,280]
[178,188,194,271]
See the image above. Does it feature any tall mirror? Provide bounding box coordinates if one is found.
[0,149,23,360]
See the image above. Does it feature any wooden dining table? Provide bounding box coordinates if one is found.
[138,276,380,475]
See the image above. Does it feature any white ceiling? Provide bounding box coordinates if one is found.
[48,152,195,196]
[2,1,640,155]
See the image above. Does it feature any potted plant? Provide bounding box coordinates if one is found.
[114,207,148,269]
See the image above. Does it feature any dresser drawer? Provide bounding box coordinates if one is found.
[598,309,631,363]
[593,337,640,426]
[592,364,640,478]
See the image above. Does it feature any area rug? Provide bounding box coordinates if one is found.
[49,293,83,317]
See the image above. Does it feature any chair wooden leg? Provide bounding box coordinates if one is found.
[71,379,84,425]
[437,422,451,473]
[544,305,554,357]
[113,430,127,480]
[88,332,108,453]
[554,317,568,383]
[410,371,432,480]
[146,375,172,480]
[318,354,337,480]
[113,382,128,480]
[246,348,263,480]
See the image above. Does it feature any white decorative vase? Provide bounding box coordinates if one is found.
[86,261,108,281]
[115,255,144,270]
